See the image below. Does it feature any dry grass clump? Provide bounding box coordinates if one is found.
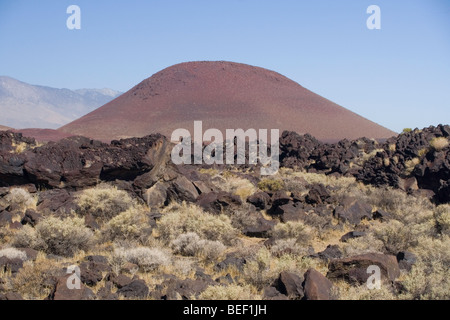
[4,188,36,212]
[101,207,149,242]
[113,246,171,272]
[158,202,238,245]
[0,247,27,260]
[11,252,61,300]
[434,204,450,236]
[211,173,257,201]
[257,178,285,192]
[429,137,449,151]
[271,221,314,244]
[241,246,324,290]
[171,232,226,262]
[198,284,261,300]
[76,184,135,221]
[333,282,396,300]
[398,236,450,300]
[341,233,384,257]
[13,216,93,257]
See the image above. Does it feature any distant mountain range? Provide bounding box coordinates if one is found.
[0,76,121,129]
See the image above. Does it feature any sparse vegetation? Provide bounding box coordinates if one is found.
[13,216,93,257]
[4,188,36,212]
[429,137,449,151]
[114,247,171,272]
[198,284,261,300]
[76,184,135,221]
[158,202,238,245]
[257,178,285,192]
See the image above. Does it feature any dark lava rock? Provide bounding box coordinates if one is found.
[247,192,271,210]
[196,191,242,214]
[333,199,372,225]
[272,271,304,300]
[117,279,149,299]
[47,275,95,300]
[396,251,417,271]
[20,209,42,227]
[327,253,400,284]
[303,268,334,300]
[340,231,367,243]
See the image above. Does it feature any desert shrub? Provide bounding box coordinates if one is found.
[13,216,93,257]
[198,284,261,300]
[434,204,450,236]
[271,221,314,244]
[429,137,449,151]
[12,252,60,300]
[404,158,420,175]
[399,260,450,300]
[402,128,412,133]
[333,282,396,300]
[213,174,257,201]
[4,188,36,211]
[0,247,27,261]
[341,233,384,257]
[114,247,171,272]
[77,184,135,221]
[269,238,311,257]
[257,178,285,192]
[363,187,435,227]
[241,247,323,290]
[229,208,260,231]
[241,247,275,289]
[171,232,226,262]
[372,220,418,254]
[158,202,238,245]
[102,207,148,242]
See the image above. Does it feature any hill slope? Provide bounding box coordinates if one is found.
[59,61,396,142]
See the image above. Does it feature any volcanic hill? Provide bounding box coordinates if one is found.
[60,61,396,142]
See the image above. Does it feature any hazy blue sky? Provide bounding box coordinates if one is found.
[0,0,449,132]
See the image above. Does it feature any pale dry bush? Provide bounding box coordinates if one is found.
[372,220,419,254]
[212,174,257,201]
[198,284,261,300]
[434,204,450,236]
[13,216,93,257]
[398,235,450,299]
[241,246,323,290]
[114,246,171,272]
[101,207,148,242]
[158,202,238,245]
[77,184,135,221]
[4,188,36,211]
[0,247,27,261]
[429,137,449,151]
[170,232,226,262]
[271,221,314,244]
[270,238,311,257]
[399,260,450,300]
[257,178,285,192]
[341,233,384,257]
[363,187,435,227]
[12,252,60,300]
[333,283,396,300]
[229,207,260,231]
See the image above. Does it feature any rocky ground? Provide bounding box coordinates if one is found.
[0,125,449,300]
